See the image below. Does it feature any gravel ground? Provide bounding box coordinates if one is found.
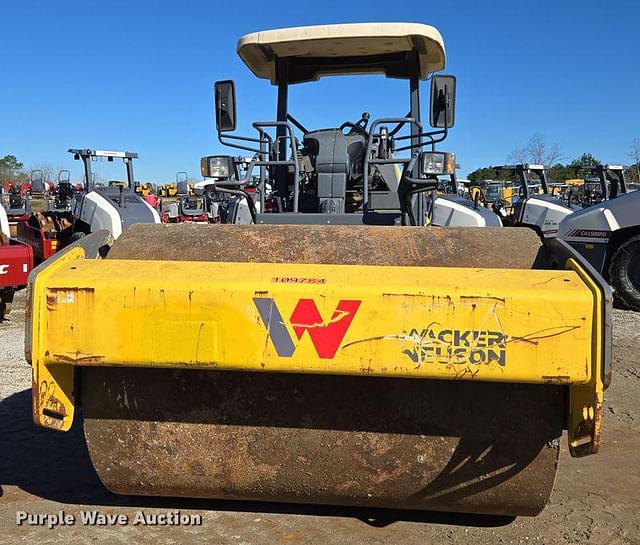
[0,293,30,399]
[1,291,639,544]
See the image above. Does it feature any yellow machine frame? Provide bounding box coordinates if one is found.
[159,183,177,197]
[28,233,610,458]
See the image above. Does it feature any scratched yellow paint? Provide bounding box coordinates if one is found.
[30,246,86,431]
[566,257,605,456]
[32,258,597,388]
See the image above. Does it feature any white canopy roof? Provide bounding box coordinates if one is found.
[237,22,446,84]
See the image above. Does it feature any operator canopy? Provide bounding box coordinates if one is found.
[237,22,446,84]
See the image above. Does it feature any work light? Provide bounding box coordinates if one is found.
[420,152,456,175]
[200,156,233,179]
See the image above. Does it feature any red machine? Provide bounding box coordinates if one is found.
[1,191,32,237]
[17,213,73,263]
[0,234,33,320]
[161,196,209,223]
[15,169,75,263]
[143,194,159,208]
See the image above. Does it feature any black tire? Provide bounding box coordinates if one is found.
[70,231,86,242]
[608,234,640,311]
[0,289,10,321]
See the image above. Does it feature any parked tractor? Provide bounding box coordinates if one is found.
[559,164,640,309]
[0,202,33,320]
[18,149,160,262]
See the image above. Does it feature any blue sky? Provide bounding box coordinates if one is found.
[1,0,638,182]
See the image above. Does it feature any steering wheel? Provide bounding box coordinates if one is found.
[339,112,370,136]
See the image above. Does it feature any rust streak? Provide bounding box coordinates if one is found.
[45,394,68,417]
[42,415,65,430]
[459,295,506,304]
[194,323,205,364]
[531,275,565,287]
[45,293,58,309]
[53,353,105,364]
[32,376,40,421]
[381,293,424,298]
[541,375,571,384]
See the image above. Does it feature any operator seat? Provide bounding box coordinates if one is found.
[303,128,365,213]
[9,194,24,210]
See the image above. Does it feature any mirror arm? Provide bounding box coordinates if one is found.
[222,133,264,144]
[393,128,447,152]
[396,86,450,153]
[218,127,278,157]
[218,133,263,154]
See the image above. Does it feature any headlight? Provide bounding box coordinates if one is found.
[200,156,232,179]
[420,152,456,175]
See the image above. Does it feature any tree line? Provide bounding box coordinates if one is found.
[5,137,640,188]
[467,134,640,184]
[0,154,63,187]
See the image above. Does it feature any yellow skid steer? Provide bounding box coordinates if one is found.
[27,22,611,517]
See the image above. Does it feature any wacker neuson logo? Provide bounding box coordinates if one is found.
[254,297,361,359]
[403,326,507,366]
[253,298,507,366]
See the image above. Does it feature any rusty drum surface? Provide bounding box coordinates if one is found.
[82,223,562,516]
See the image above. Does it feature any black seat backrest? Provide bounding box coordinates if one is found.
[9,194,23,209]
[176,181,189,195]
[303,129,365,214]
[58,181,72,199]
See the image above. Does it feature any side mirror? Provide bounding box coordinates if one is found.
[214,80,237,133]
[430,75,456,129]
